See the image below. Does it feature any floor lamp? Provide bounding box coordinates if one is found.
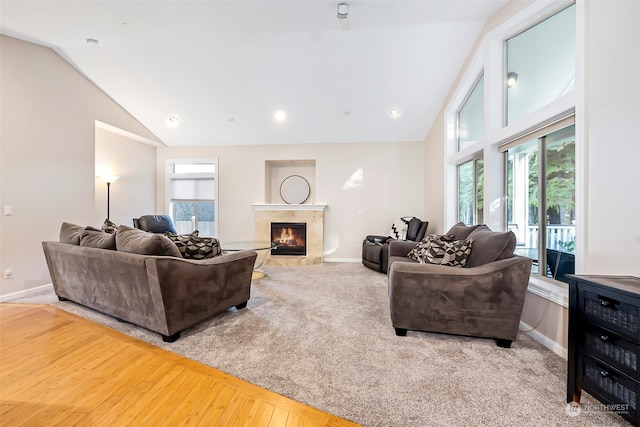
[100,175,119,220]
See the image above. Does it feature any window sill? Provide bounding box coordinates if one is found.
[527,276,569,308]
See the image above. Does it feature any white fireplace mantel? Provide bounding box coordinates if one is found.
[251,203,328,211]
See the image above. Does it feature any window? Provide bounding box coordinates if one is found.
[506,4,576,125]
[457,74,484,151]
[167,160,218,236]
[505,124,575,281]
[458,157,484,225]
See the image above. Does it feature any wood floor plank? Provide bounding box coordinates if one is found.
[0,304,361,427]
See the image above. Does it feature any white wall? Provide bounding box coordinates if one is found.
[0,35,162,298]
[157,141,425,261]
[582,0,640,275]
[94,127,157,227]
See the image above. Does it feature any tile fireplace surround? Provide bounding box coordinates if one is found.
[251,203,327,266]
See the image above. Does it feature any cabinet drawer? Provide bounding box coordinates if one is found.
[579,355,638,417]
[579,289,639,337]
[583,325,640,379]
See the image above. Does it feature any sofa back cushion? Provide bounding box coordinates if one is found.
[464,225,517,268]
[115,225,182,257]
[80,227,116,250]
[60,222,84,245]
[446,222,482,240]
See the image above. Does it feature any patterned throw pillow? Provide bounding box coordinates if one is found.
[407,234,453,262]
[423,239,473,267]
[165,232,221,260]
[101,219,118,234]
[184,236,222,260]
[164,231,199,257]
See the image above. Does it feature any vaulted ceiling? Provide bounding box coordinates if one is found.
[1,0,508,146]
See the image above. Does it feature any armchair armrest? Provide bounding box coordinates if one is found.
[366,235,391,244]
[388,240,419,258]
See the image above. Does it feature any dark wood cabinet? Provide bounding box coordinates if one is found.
[567,275,640,426]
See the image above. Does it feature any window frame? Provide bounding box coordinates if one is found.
[443,0,578,306]
[165,158,219,237]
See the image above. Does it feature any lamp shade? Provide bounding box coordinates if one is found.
[100,175,120,184]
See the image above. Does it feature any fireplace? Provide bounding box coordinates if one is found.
[271,222,306,256]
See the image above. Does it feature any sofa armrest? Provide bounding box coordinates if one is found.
[145,250,258,335]
[388,239,418,258]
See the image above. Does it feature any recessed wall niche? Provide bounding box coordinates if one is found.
[265,160,316,204]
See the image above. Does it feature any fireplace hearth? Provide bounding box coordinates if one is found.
[271,222,306,256]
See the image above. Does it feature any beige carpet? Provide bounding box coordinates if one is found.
[13,262,630,426]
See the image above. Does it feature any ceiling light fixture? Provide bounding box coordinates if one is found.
[389,109,401,118]
[86,38,99,45]
[167,115,180,127]
[337,3,348,19]
[507,72,518,88]
[274,110,286,123]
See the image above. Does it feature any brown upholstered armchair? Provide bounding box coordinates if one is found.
[362,217,428,273]
[387,223,533,348]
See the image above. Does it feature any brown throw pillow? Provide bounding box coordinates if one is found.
[407,234,453,262]
[445,222,483,240]
[80,227,116,250]
[115,225,182,257]
[423,239,473,267]
[464,226,516,268]
[59,222,84,245]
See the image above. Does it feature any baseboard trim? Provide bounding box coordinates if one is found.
[520,320,567,359]
[0,283,54,303]
[324,258,360,263]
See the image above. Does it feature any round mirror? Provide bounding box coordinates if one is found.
[280,175,310,204]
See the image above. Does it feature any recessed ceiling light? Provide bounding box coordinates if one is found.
[86,38,99,45]
[167,115,180,127]
[274,110,286,123]
[389,109,401,118]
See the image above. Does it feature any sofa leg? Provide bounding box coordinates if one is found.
[496,339,512,348]
[394,327,408,337]
[235,301,248,310]
[162,332,181,343]
[57,296,68,302]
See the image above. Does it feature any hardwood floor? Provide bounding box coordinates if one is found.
[0,304,360,427]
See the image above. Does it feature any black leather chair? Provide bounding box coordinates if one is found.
[362,217,428,273]
[546,249,575,283]
[133,215,178,234]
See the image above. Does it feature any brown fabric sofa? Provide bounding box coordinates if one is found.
[387,223,532,348]
[42,223,257,342]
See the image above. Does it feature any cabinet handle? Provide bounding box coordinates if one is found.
[598,297,618,308]
[599,369,618,382]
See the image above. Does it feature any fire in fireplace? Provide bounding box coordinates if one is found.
[271,222,306,256]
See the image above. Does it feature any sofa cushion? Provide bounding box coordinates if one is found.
[59,222,84,245]
[115,225,182,257]
[80,227,116,250]
[423,238,473,267]
[446,222,483,240]
[464,226,516,268]
[407,234,453,262]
